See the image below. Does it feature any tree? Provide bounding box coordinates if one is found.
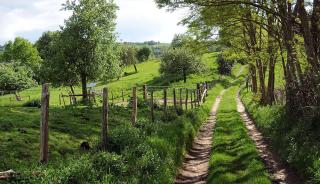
[136,47,151,62]
[121,46,138,73]
[156,0,320,109]
[0,63,35,91]
[160,49,204,83]
[60,0,120,100]
[1,37,42,81]
[36,31,79,93]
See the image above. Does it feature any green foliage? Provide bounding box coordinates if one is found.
[60,0,121,92]
[136,47,151,62]
[120,47,137,66]
[216,54,233,75]
[0,63,35,91]
[241,89,320,183]
[160,49,204,82]
[120,46,138,73]
[22,99,41,108]
[36,31,79,87]
[1,37,42,81]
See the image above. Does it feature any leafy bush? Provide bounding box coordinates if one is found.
[136,47,151,62]
[0,63,35,91]
[161,107,178,122]
[92,152,127,177]
[22,99,41,108]
[216,54,233,75]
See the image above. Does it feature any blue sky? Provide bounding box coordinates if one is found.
[0,0,187,45]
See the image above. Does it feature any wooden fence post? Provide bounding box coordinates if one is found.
[205,82,209,96]
[61,93,66,107]
[163,88,167,111]
[40,83,50,164]
[131,87,137,125]
[101,88,108,150]
[197,89,200,106]
[179,88,183,108]
[191,89,194,109]
[143,84,147,100]
[196,83,200,102]
[193,90,197,108]
[185,89,188,110]
[173,88,177,110]
[150,90,154,122]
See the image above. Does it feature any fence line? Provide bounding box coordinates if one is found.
[2,80,217,164]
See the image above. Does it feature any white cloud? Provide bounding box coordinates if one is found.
[115,0,187,42]
[0,0,71,44]
[0,0,187,44]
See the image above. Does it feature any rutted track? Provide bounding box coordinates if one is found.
[236,92,303,184]
[174,91,225,184]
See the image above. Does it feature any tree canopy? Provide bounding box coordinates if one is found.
[160,49,204,83]
[156,0,320,109]
[1,37,42,81]
[136,47,151,62]
[37,0,121,99]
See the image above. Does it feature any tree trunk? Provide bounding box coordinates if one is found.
[266,60,276,105]
[297,0,320,72]
[183,69,187,83]
[256,59,266,104]
[266,12,277,105]
[70,85,75,95]
[250,64,258,93]
[133,64,138,73]
[80,72,88,101]
[312,0,320,62]
[70,85,76,104]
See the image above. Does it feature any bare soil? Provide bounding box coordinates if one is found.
[174,91,225,184]
[236,92,304,184]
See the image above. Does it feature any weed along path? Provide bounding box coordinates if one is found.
[236,92,303,184]
[175,90,225,184]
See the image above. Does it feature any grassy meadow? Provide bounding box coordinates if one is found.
[0,52,225,183]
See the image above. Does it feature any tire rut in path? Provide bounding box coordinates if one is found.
[175,90,225,184]
[236,92,303,184]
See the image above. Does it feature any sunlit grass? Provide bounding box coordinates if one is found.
[208,87,271,184]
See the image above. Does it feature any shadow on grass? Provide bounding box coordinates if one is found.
[207,103,270,183]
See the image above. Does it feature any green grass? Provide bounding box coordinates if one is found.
[241,89,320,183]
[208,86,271,184]
[0,52,229,183]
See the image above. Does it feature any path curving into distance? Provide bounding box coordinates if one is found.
[175,90,225,184]
[236,92,303,184]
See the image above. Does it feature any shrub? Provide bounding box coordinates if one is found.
[216,54,233,75]
[22,99,41,108]
[161,107,178,122]
[0,63,35,91]
[92,152,127,177]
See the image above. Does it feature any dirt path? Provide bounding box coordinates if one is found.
[236,92,303,184]
[175,90,225,184]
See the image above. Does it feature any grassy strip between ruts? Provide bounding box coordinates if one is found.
[207,86,272,184]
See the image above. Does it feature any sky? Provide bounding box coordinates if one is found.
[0,0,187,45]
